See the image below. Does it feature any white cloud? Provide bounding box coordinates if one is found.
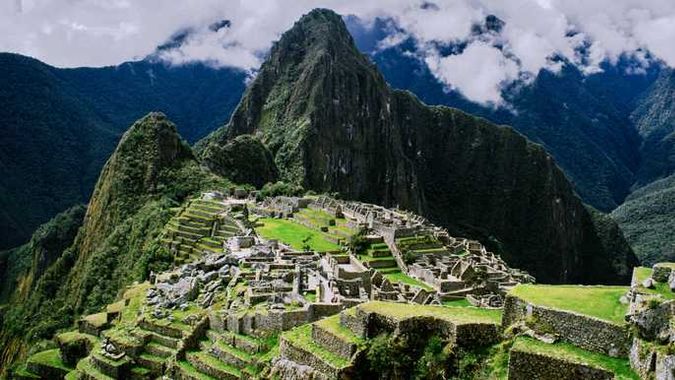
[2,0,675,105]
[425,42,520,105]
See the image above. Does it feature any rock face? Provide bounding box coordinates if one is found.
[199,8,637,284]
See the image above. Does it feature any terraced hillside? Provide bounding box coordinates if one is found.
[7,192,540,379]
[161,195,245,265]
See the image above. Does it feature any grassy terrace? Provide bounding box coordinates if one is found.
[509,284,629,325]
[256,218,341,252]
[442,298,472,307]
[27,349,73,372]
[634,266,675,300]
[283,324,350,369]
[512,337,639,380]
[315,315,364,345]
[357,301,501,324]
[296,208,356,234]
[381,269,432,291]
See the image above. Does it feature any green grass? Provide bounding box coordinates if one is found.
[212,339,254,361]
[283,324,350,368]
[442,298,472,307]
[14,364,40,379]
[120,282,151,325]
[634,267,675,300]
[304,292,317,302]
[188,351,241,377]
[83,312,108,328]
[56,331,99,345]
[509,284,629,324]
[381,270,432,290]
[314,315,364,345]
[177,360,217,380]
[27,349,73,372]
[358,301,501,324]
[256,218,341,252]
[512,337,639,379]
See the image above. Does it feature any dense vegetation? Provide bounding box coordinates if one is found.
[631,68,675,185]
[0,113,230,374]
[199,8,637,284]
[612,174,675,265]
[0,53,245,250]
[0,205,85,304]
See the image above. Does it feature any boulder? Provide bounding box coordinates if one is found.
[643,278,655,289]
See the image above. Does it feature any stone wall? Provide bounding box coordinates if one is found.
[503,294,631,357]
[308,303,343,322]
[508,348,613,380]
[311,324,356,359]
[629,337,657,379]
[279,338,349,379]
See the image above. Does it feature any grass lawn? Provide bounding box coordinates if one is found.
[509,284,629,324]
[512,337,638,379]
[256,218,341,252]
[303,292,317,302]
[442,298,472,307]
[358,301,501,325]
[634,267,675,300]
[382,270,432,291]
[27,349,73,372]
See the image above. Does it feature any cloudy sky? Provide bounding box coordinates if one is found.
[3,0,675,105]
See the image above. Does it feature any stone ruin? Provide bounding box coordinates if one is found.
[149,192,535,326]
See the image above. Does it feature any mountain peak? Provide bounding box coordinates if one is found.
[117,111,194,169]
[270,7,362,65]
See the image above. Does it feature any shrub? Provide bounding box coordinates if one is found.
[260,181,304,198]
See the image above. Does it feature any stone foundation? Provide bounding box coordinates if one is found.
[503,294,631,357]
[508,348,613,380]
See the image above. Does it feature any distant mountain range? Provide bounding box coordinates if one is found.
[0,54,246,249]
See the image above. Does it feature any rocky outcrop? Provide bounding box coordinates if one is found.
[199,8,636,284]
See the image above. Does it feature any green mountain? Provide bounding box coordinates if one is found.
[611,174,675,265]
[0,112,228,372]
[632,68,675,185]
[199,9,637,284]
[609,69,675,265]
[0,54,245,250]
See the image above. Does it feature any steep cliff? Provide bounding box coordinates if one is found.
[200,8,637,284]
